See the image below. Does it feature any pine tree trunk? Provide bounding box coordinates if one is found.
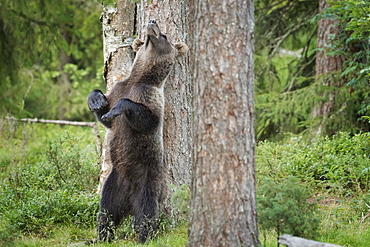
[98,1,135,191]
[312,0,344,135]
[135,0,193,188]
[188,0,259,246]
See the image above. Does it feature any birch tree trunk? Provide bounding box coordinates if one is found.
[135,0,193,188]
[98,0,135,191]
[188,0,259,246]
[312,0,344,136]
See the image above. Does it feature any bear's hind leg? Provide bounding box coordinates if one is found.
[97,209,115,242]
[98,167,130,242]
[132,184,159,243]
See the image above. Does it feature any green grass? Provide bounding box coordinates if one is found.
[260,223,370,247]
[0,120,188,247]
[1,120,370,246]
[3,224,188,247]
[259,198,370,247]
[256,132,370,247]
[319,224,370,247]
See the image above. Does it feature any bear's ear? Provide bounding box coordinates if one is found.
[174,42,188,57]
[132,39,144,52]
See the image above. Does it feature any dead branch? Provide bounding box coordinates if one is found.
[278,234,343,247]
[14,117,97,127]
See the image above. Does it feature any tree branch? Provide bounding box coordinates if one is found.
[15,117,97,128]
[278,234,343,247]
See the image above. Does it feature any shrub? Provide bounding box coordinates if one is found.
[1,187,98,234]
[0,131,100,235]
[258,176,321,242]
[169,184,190,226]
[45,132,100,191]
[257,132,370,195]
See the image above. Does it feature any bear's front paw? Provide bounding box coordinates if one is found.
[88,90,108,112]
[101,111,118,122]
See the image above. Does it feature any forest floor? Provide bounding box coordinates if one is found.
[1,122,370,247]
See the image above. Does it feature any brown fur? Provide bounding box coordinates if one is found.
[87,20,188,243]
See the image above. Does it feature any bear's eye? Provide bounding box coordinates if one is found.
[161,34,167,40]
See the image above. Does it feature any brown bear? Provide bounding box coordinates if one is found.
[87,20,188,243]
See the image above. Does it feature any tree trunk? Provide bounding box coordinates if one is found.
[99,0,192,200]
[135,0,193,188]
[188,1,259,246]
[98,0,135,192]
[312,0,344,135]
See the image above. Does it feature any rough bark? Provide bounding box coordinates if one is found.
[315,1,342,77]
[135,0,192,188]
[279,234,343,247]
[312,0,344,135]
[188,1,259,246]
[98,1,135,191]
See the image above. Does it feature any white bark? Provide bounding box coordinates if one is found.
[99,1,135,192]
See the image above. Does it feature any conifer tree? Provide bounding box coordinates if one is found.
[188,0,259,245]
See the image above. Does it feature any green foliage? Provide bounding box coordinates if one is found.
[131,0,152,3]
[312,1,370,136]
[1,185,98,234]
[45,132,100,191]
[0,0,103,74]
[257,132,370,195]
[320,1,370,86]
[255,0,370,140]
[320,1,370,125]
[5,63,104,121]
[0,0,104,120]
[258,176,320,240]
[0,122,100,240]
[0,120,190,245]
[255,0,318,140]
[257,132,370,246]
[255,0,318,52]
[169,184,190,226]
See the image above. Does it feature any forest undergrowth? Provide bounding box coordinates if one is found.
[0,120,369,246]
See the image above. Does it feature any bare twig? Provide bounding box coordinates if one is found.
[10,117,97,127]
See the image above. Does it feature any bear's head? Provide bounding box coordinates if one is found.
[131,20,188,86]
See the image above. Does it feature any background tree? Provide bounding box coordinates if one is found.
[254,0,319,140]
[311,0,370,136]
[311,0,344,136]
[254,0,370,140]
[188,0,259,246]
